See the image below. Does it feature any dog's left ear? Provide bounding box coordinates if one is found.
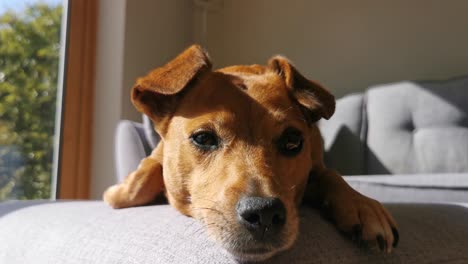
[131,45,212,132]
[268,56,335,123]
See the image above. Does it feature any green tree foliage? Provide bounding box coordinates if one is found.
[0,4,62,200]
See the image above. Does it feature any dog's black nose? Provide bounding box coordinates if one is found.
[236,197,286,236]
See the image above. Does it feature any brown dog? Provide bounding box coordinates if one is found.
[104,45,398,261]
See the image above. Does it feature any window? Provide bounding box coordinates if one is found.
[0,0,64,200]
[0,0,96,200]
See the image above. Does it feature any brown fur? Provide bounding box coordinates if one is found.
[104,45,398,261]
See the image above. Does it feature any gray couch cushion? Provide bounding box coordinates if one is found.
[414,127,468,173]
[115,120,152,182]
[345,173,468,203]
[319,93,366,175]
[366,77,468,174]
[2,201,468,263]
[143,115,160,150]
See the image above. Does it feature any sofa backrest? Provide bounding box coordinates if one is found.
[320,76,468,175]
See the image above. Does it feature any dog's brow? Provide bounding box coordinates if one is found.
[189,112,235,129]
[269,108,288,121]
[268,107,307,128]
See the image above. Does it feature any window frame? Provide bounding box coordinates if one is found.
[56,0,97,199]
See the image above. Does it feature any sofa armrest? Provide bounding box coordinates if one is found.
[115,120,152,182]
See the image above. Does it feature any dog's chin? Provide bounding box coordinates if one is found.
[227,248,278,262]
[224,240,295,262]
[220,233,296,262]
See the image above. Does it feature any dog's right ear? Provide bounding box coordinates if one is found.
[131,45,212,130]
[268,56,335,124]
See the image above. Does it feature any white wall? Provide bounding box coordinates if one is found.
[122,0,193,121]
[205,0,468,98]
[91,0,193,199]
[91,0,127,199]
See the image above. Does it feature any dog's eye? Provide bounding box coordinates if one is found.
[277,127,303,157]
[190,131,219,151]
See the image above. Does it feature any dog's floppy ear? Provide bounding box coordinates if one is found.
[268,56,335,123]
[131,45,212,128]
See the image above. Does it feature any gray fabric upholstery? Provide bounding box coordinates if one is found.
[322,76,468,175]
[345,174,468,203]
[2,200,468,263]
[413,127,468,173]
[115,121,152,182]
[0,200,50,217]
[319,93,366,175]
[366,77,468,174]
[143,115,161,150]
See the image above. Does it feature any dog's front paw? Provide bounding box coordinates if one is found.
[326,191,399,253]
[103,184,126,209]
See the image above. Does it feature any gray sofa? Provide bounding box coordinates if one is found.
[322,77,468,203]
[1,78,468,263]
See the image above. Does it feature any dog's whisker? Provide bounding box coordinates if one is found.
[192,206,231,224]
[190,224,211,237]
[191,207,223,214]
[190,214,232,238]
[282,106,294,113]
[269,173,282,188]
[188,216,213,233]
[195,197,219,204]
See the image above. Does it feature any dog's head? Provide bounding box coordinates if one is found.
[132,45,335,261]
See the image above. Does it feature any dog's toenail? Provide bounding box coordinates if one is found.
[391,227,399,248]
[377,235,385,251]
